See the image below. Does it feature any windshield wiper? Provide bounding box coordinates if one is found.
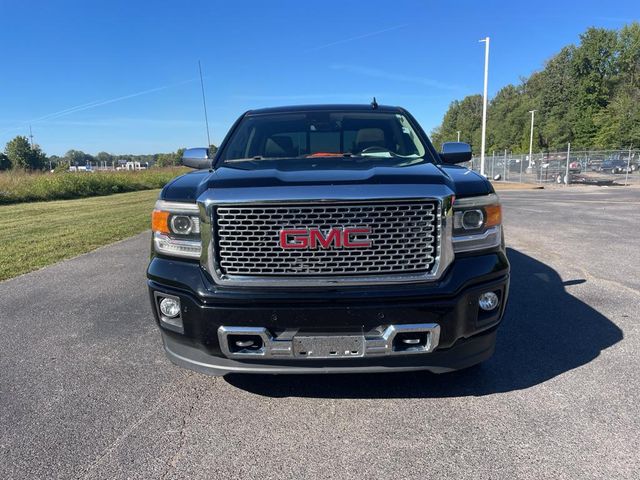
[358,147,402,157]
[358,147,424,160]
[225,156,281,164]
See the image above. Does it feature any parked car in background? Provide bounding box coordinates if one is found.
[538,160,581,183]
[624,154,639,171]
[599,159,633,174]
[568,161,581,173]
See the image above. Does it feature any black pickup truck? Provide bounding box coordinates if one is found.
[147,104,509,375]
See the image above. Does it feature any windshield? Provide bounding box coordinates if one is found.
[218,111,429,165]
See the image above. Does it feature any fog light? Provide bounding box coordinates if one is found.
[479,292,499,311]
[159,297,181,318]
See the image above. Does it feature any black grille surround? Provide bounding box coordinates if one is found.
[213,201,440,277]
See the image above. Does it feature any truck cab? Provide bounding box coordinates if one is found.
[147,104,509,375]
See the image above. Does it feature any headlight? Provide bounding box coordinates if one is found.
[170,214,200,235]
[151,200,202,259]
[452,193,502,253]
[455,209,484,230]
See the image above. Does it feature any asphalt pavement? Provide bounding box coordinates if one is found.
[1,186,639,479]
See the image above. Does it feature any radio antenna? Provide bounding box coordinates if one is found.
[198,60,212,149]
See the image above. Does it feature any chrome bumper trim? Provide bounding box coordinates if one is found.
[217,324,441,360]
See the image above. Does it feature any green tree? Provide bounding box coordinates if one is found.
[431,95,482,154]
[64,149,94,166]
[570,27,619,147]
[5,136,33,169]
[155,153,174,167]
[31,145,47,170]
[487,83,532,153]
[593,85,640,148]
[432,22,640,153]
[154,148,190,167]
[618,23,640,89]
[534,46,576,149]
[4,136,46,170]
[176,147,186,164]
[96,151,114,166]
[47,155,60,170]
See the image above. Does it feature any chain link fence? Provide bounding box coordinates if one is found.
[464,149,640,186]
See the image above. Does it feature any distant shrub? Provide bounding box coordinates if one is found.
[0,168,188,204]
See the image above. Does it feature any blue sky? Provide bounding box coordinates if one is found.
[1,0,637,155]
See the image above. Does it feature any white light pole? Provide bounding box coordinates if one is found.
[456,131,461,142]
[528,110,537,170]
[564,143,571,185]
[479,37,490,177]
[625,145,632,186]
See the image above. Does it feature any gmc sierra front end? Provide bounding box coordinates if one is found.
[147,104,509,375]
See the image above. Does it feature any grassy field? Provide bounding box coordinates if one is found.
[0,189,160,281]
[0,168,186,204]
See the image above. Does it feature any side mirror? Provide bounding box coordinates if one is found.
[440,142,472,164]
[182,147,211,169]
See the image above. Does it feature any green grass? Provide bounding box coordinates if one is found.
[0,168,187,204]
[0,189,161,281]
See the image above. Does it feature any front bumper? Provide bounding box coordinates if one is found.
[147,250,509,375]
[161,327,498,375]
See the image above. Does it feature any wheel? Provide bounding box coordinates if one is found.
[556,174,562,184]
[612,168,617,174]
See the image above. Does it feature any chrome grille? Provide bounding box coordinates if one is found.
[214,201,439,277]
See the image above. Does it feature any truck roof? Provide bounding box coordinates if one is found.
[246,104,404,115]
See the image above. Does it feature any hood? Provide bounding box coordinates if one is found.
[160,158,493,203]
[439,164,493,197]
[208,158,451,190]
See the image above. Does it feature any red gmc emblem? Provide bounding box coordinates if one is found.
[279,227,372,249]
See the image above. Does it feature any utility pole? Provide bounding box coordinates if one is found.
[527,110,536,171]
[456,131,461,142]
[28,124,34,147]
[479,37,490,177]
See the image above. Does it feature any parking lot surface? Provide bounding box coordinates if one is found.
[1,187,639,479]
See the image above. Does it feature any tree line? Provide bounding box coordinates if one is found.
[431,22,640,154]
[1,135,219,171]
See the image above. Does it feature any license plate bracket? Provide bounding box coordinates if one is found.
[293,335,364,359]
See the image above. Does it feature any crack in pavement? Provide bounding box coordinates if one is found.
[81,389,181,479]
[161,374,213,479]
